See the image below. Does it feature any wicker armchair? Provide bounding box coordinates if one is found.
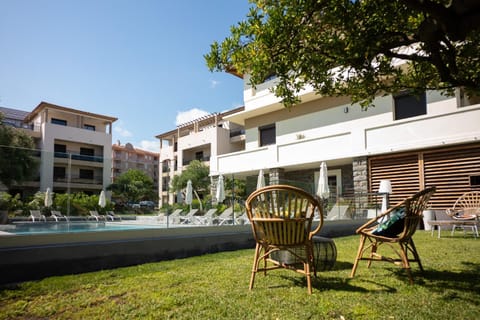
[350,187,436,284]
[245,185,324,294]
[446,191,480,237]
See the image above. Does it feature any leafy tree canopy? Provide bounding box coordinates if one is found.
[0,113,38,189]
[107,169,155,203]
[206,0,480,107]
[170,160,210,194]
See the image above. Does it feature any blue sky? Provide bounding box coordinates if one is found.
[0,0,250,151]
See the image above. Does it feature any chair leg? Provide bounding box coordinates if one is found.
[305,262,312,295]
[350,234,367,278]
[249,244,262,290]
[398,244,414,284]
[367,241,377,268]
[407,238,423,271]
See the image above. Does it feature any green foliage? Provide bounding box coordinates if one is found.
[170,160,210,193]
[0,114,38,189]
[0,192,22,211]
[52,192,113,216]
[224,176,246,202]
[1,233,479,319]
[206,0,480,108]
[108,169,155,204]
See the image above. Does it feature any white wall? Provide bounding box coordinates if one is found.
[217,92,480,176]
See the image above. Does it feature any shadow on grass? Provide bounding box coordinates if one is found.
[420,261,480,295]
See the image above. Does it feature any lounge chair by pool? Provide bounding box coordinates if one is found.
[50,210,69,222]
[29,210,46,222]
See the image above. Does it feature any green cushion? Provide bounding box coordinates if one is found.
[372,207,406,237]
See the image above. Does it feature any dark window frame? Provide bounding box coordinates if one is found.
[80,147,95,156]
[79,169,94,180]
[53,166,66,179]
[51,118,67,126]
[393,92,427,120]
[83,124,96,131]
[259,123,276,147]
[470,175,480,188]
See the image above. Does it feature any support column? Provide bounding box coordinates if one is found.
[353,157,368,209]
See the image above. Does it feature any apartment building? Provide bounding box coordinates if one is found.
[156,107,245,207]
[111,141,159,195]
[1,101,117,196]
[213,75,480,210]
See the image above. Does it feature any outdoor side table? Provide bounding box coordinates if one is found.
[270,236,337,271]
[429,220,479,238]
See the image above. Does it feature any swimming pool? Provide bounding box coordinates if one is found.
[1,221,165,235]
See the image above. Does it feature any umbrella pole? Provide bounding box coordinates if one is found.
[231,174,235,225]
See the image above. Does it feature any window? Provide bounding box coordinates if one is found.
[83,124,96,131]
[195,151,204,160]
[51,118,67,126]
[53,167,66,179]
[259,124,276,146]
[394,92,426,120]
[79,169,94,180]
[471,175,480,188]
[54,144,67,158]
[80,148,94,156]
[54,144,67,153]
[457,87,480,107]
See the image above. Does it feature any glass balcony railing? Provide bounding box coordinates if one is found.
[53,174,103,184]
[182,156,210,166]
[54,152,104,163]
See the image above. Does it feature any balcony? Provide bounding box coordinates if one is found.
[53,174,103,187]
[54,151,103,163]
[183,156,210,166]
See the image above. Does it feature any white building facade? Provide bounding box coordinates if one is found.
[214,76,480,210]
[156,108,245,207]
[5,101,117,196]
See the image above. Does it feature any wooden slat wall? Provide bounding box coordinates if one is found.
[369,154,420,207]
[424,145,480,208]
[368,143,480,210]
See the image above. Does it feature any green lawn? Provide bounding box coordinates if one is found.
[1,231,479,319]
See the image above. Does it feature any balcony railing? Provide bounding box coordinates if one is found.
[54,151,104,163]
[230,129,245,138]
[183,156,210,166]
[53,175,103,184]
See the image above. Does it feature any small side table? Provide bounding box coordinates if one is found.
[429,220,478,238]
[270,236,337,271]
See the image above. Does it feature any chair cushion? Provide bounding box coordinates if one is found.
[372,207,406,237]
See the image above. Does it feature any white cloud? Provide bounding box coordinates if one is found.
[210,79,220,88]
[137,140,159,153]
[175,108,210,126]
[113,121,133,138]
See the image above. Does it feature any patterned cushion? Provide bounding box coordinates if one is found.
[372,207,406,237]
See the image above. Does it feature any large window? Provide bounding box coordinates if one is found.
[259,124,276,146]
[51,118,67,126]
[394,92,426,120]
[195,151,204,160]
[79,169,94,180]
[80,147,94,156]
[53,166,66,180]
[83,124,96,131]
[54,144,67,158]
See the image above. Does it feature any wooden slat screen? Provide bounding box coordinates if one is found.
[424,145,480,209]
[368,143,480,210]
[369,154,420,207]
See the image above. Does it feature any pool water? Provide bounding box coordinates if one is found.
[2,222,164,235]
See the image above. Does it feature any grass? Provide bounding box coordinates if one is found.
[1,231,479,319]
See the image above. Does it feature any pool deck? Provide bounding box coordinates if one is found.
[0,219,364,285]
